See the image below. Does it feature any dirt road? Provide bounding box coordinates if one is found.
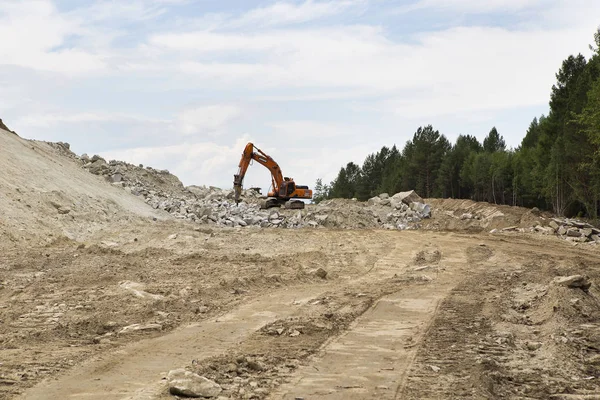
[4,224,599,400]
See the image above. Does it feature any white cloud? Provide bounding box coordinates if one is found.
[148,22,597,115]
[0,0,106,74]
[177,105,243,135]
[15,112,171,128]
[269,120,355,139]
[230,0,366,27]
[397,0,543,13]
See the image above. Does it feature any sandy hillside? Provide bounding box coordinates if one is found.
[0,128,164,248]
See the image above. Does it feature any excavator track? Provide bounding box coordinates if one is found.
[284,200,305,209]
[259,198,305,210]
[260,198,281,209]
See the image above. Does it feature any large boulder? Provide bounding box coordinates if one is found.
[168,369,222,398]
[392,190,424,205]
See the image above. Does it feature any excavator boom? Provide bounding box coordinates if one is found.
[233,142,312,208]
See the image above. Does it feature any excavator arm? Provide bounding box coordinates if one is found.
[233,143,284,203]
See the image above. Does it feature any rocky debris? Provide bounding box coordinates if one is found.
[168,369,223,398]
[73,152,433,230]
[553,275,592,291]
[492,215,600,244]
[546,218,600,243]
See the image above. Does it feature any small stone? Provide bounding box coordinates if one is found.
[314,268,328,279]
[549,220,560,231]
[525,341,543,351]
[168,369,223,398]
[429,365,441,372]
[196,305,209,314]
[168,233,178,240]
[553,275,592,290]
[58,206,71,214]
[226,363,238,373]
[118,323,162,334]
[289,329,301,337]
[567,229,582,238]
[247,360,265,372]
[581,228,593,237]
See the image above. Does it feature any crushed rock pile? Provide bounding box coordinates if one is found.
[71,150,432,229]
[498,217,600,244]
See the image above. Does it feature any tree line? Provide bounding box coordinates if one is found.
[314,30,600,218]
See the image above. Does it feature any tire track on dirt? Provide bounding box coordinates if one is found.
[270,237,471,399]
[17,284,331,400]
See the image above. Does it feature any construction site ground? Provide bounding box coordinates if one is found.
[2,130,600,399]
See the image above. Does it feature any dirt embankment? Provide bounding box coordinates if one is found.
[0,128,164,248]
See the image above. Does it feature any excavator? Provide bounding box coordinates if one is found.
[233,142,312,209]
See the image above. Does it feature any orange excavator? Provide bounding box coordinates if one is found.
[233,142,312,209]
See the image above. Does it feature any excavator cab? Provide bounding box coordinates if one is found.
[281,178,296,197]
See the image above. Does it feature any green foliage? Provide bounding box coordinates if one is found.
[483,127,506,152]
[312,178,331,204]
[323,30,600,218]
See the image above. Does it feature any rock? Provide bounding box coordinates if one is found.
[168,369,223,398]
[429,365,441,372]
[566,228,582,238]
[196,305,209,314]
[168,233,178,240]
[379,193,390,200]
[57,206,71,214]
[411,202,431,217]
[531,207,541,216]
[581,228,593,237]
[557,226,568,236]
[460,213,473,220]
[246,360,265,371]
[314,268,328,279]
[118,323,162,334]
[553,275,591,290]
[368,196,382,206]
[525,341,543,351]
[289,329,301,337]
[110,173,123,183]
[549,220,560,231]
[392,190,423,205]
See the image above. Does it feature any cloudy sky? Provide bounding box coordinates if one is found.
[1,0,599,191]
